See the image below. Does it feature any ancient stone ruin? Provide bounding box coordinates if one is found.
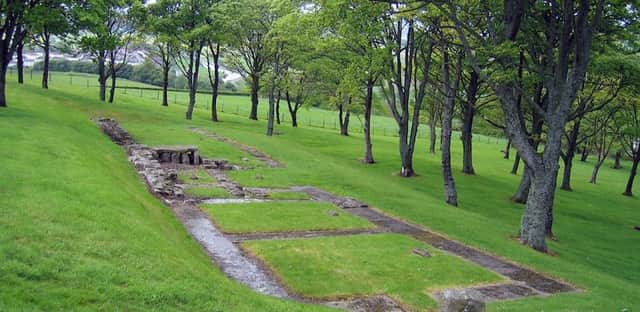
[154,145,202,165]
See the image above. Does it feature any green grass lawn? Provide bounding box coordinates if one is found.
[2,72,639,311]
[184,186,230,198]
[177,169,216,185]
[243,234,504,310]
[201,201,374,233]
[267,191,311,200]
[0,83,329,311]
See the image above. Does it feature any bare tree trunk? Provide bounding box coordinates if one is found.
[613,151,622,169]
[460,71,479,174]
[249,74,260,120]
[503,139,511,159]
[623,156,639,196]
[511,153,521,174]
[162,65,169,106]
[108,51,117,103]
[338,101,350,136]
[460,111,474,174]
[98,54,107,102]
[286,91,298,127]
[41,33,50,89]
[185,41,203,121]
[362,81,375,164]
[441,49,459,206]
[275,90,281,125]
[16,40,24,84]
[560,120,581,191]
[512,166,531,203]
[108,67,116,103]
[429,118,437,154]
[209,43,220,122]
[267,85,276,136]
[580,144,590,162]
[0,67,6,107]
[589,162,603,184]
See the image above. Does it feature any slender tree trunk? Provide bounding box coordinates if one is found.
[560,120,581,191]
[0,67,6,107]
[16,41,24,84]
[98,55,106,102]
[185,42,203,120]
[210,44,220,122]
[275,90,281,125]
[504,139,511,159]
[429,118,437,154]
[580,144,590,162]
[41,33,50,89]
[162,65,169,106]
[108,53,117,103]
[613,151,622,169]
[267,84,276,136]
[589,161,603,184]
[461,110,474,174]
[362,82,375,164]
[398,124,415,176]
[511,153,521,174]
[108,68,116,103]
[441,50,459,206]
[623,156,639,196]
[286,91,298,127]
[249,74,260,120]
[512,166,531,203]
[460,71,478,174]
[338,102,350,136]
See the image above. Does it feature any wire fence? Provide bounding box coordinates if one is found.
[8,69,509,145]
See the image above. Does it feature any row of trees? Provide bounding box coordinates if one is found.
[2,0,639,253]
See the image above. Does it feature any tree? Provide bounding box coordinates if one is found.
[0,0,37,107]
[160,0,212,120]
[445,0,616,252]
[588,107,620,184]
[27,0,71,89]
[76,0,137,102]
[559,53,633,191]
[440,42,463,206]
[620,98,640,196]
[204,42,221,121]
[318,0,387,163]
[379,7,435,177]
[139,2,178,107]
[226,0,276,121]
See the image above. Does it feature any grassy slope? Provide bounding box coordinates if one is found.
[2,73,639,311]
[0,82,329,311]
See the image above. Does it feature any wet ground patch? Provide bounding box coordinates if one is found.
[242,233,505,311]
[201,201,375,234]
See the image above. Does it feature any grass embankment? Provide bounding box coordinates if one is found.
[0,82,328,311]
[2,73,639,311]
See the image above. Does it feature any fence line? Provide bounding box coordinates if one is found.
[6,69,508,145]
